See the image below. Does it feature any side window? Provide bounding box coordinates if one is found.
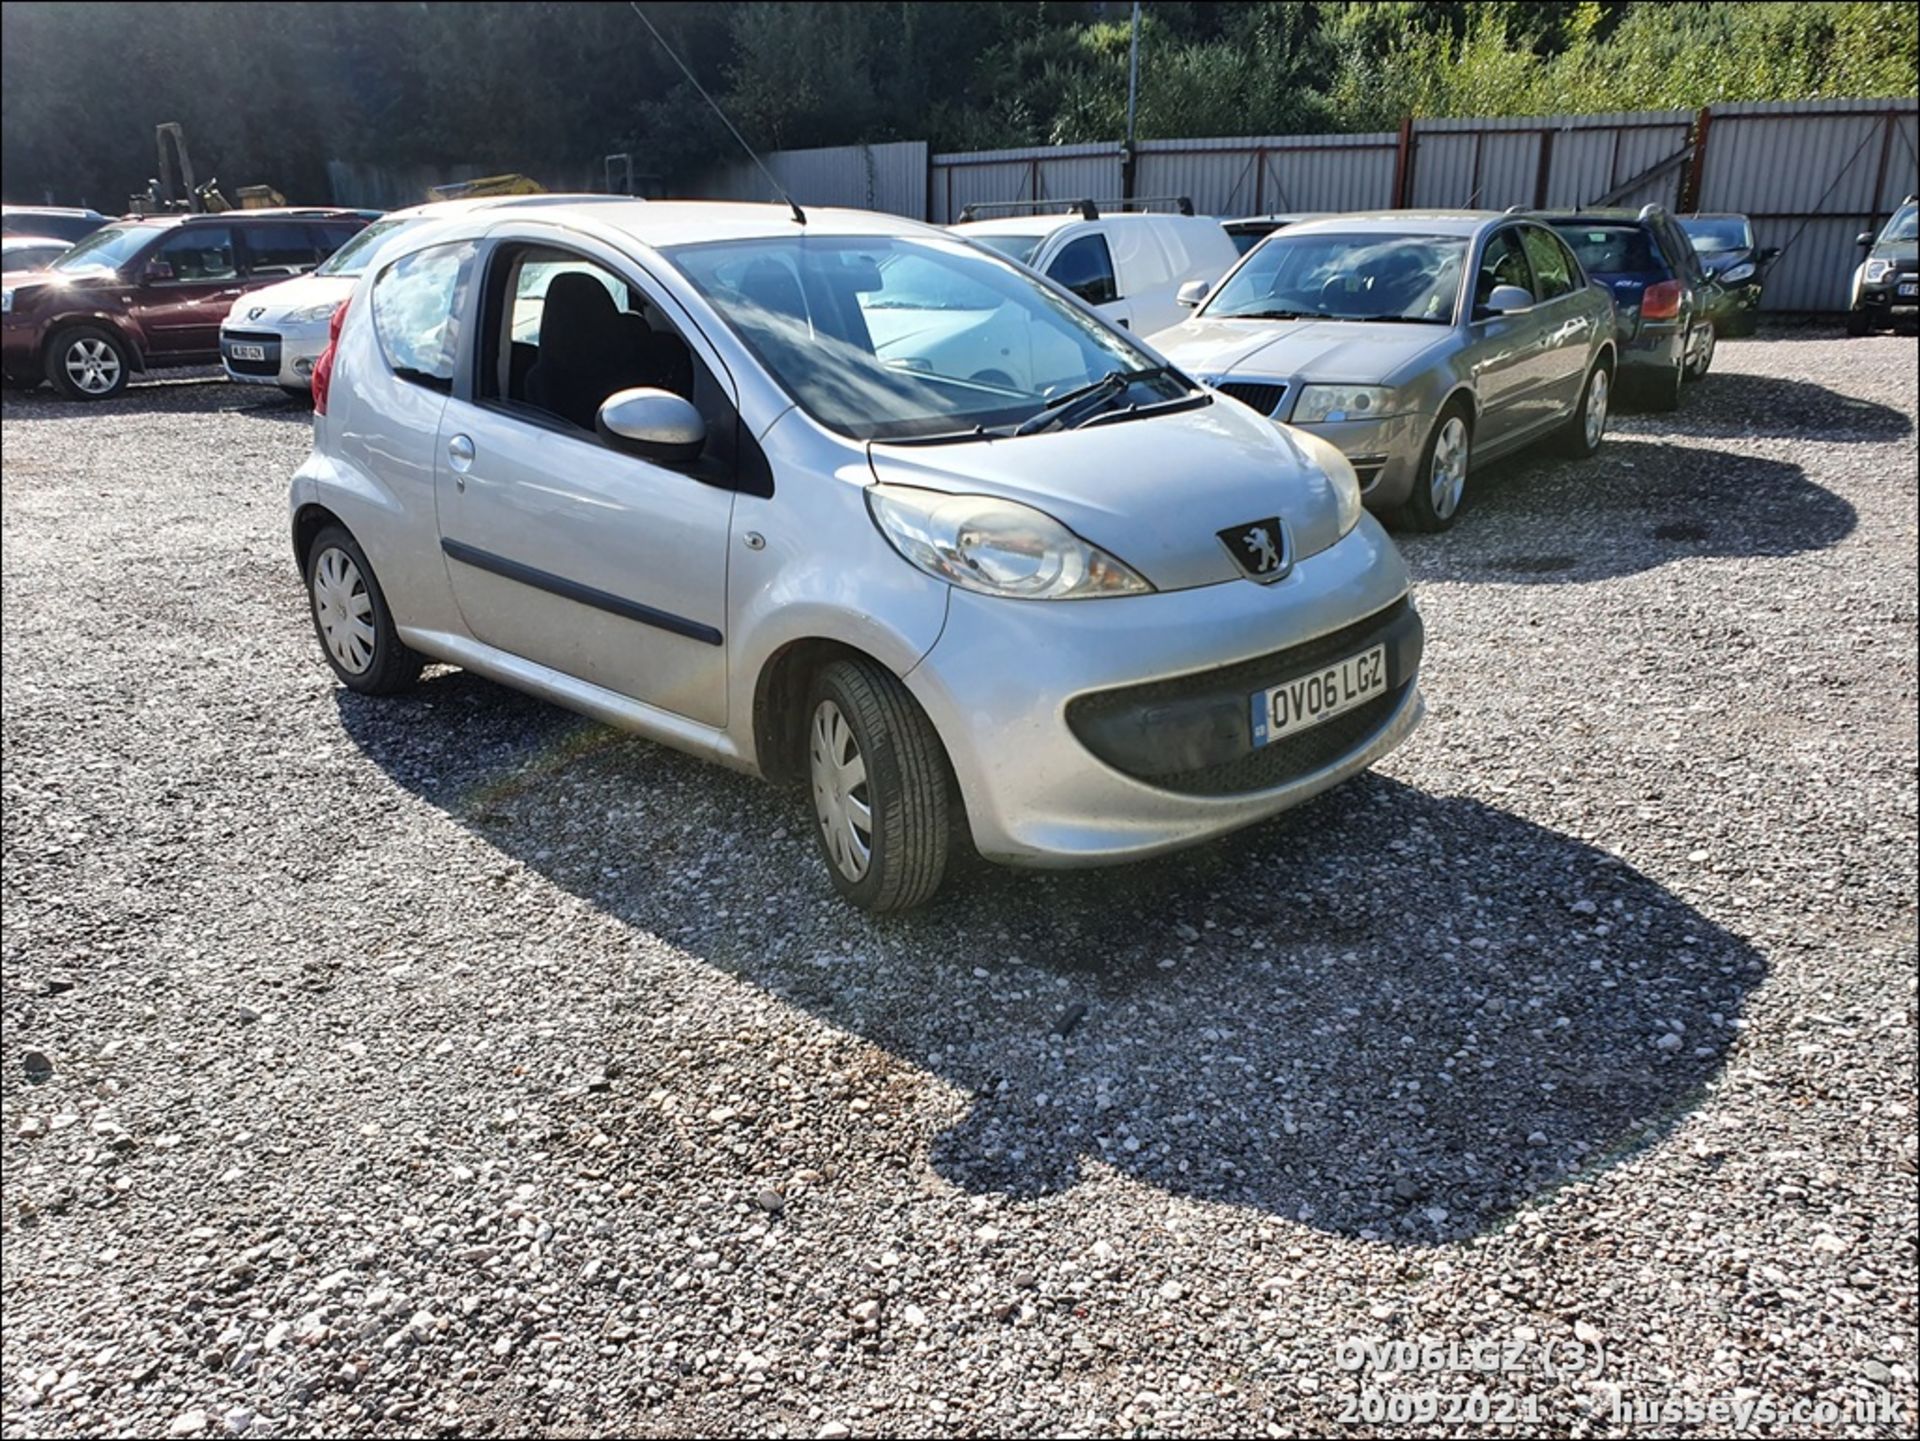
[1047,233,1118,306]
[1520,227,1573,300]
[241,223,322,278]
[1475,228,1533,309]
[151,225,237,282]
[480,243,762,491]
[370,241,473,392]
[1547,230,1585,286]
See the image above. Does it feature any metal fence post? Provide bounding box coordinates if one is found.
[1681,106,1711,212]
[1393,117,1415,207]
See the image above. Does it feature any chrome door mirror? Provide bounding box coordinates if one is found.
[1176,278,1210,308]
[1485,284,1534,315]
[596,388,705,465]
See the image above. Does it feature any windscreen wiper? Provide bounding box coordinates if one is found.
[1013,365,1183,437]
[1221,309,1328,320]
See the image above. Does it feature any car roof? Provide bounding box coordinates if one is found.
[1277,211,1508,238]
[1678,212,1749,222]
[454,199,949,247]
[3,234,68,247]
[1531,209,1658,225]
[2,204,104,219]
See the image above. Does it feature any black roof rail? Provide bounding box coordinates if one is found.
[954,194,1196,223]
[956,197,1100,223]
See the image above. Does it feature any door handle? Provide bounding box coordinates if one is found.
[447,434,475,489]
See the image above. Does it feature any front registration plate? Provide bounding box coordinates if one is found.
[229,343,267,362]
[1251,644,1388,746]
[1898,280,1918,298]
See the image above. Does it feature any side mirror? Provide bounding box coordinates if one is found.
[1856,231,1875,248]
[1484,283,1534,315]
[142,259,175,283]
[1176,278,1210,308]
[1758,246,1781,264]
[596,388,705,465]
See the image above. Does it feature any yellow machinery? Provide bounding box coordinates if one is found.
[427,174,546,202]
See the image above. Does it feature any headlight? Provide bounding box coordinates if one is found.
[285,303,342,324]
[866,484,1152,600]
[1,288,13,314]
[1718,262,1755,284]
[1864,259,1894,283]
[1292,384,1400,424]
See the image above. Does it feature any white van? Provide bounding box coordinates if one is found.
[950,200,1241,338]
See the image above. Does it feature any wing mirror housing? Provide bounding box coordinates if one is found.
[1176,279,1210,308]
[1856,231,1875,248]
[596,388,705,465]
[1485,284,1534,315]
[1758,246,1781,265]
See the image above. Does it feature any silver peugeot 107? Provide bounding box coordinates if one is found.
[289,201,1424,910]
[1151,212,1617,531]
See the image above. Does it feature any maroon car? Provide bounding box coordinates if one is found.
[2,208,370,400]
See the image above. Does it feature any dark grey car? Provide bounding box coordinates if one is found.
[1150,212,1618,531]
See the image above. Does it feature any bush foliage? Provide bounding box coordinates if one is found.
[2,1,1913,207]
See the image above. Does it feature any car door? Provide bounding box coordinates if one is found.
[1105,221,1175,332]
[135,223,246,358]
[433,235,736,727]
[1462,225,1545,449]
[1042,230,1128,330]
[1518,224,1597,417]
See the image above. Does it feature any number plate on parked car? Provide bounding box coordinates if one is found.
[1251,645,1388,747]
[1899,280,1918,298]
[229,344,267,361]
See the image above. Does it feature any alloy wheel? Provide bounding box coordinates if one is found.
[810,700,873,883]
[64,337,121,395]
[1430,415,1470,521]
[311,546,376,675]
[1584,369,1610,448]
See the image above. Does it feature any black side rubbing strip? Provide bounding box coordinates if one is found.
[440,538,723,647]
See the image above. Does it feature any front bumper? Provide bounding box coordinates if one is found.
[906,517,1422,866]
[1286,411,1427,511]
[1856,272,1919,315]
[220,323,326,389]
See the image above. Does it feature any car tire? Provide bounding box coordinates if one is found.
[1683,320,1716,382]
[1845,308,1871,338]
[806,656,952,912]
[1397,402,1473,533]
[1555,360,1612,459]
[304,524,423,695]
[1643,349,1685,413]
[44,324,130,401]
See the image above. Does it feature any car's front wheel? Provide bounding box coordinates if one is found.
[1845,307,1871,337]
[304,524,423,695]
[44,325,130,401]
[1398,403,1472,533]
[807,656,952,912]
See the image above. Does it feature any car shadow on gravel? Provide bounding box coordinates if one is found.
[1632,372,1912,441]
[1395,436,1858,584]
[338,677,1765,1246]
[0,376,311,423]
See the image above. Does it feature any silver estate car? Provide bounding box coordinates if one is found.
[1150,213,1617,531]
[290,201,1423,910]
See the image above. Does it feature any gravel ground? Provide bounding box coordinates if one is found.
[3,330,1916,1439]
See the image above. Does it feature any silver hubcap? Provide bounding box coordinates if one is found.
[1584,369,1610,448]
[810,700,872,883]
[1430,416,1469,520]
[1690,324,1715,373]
[64,337,121,395]
[312,547,377,675]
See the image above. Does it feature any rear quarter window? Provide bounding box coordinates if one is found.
[370,241,476,391]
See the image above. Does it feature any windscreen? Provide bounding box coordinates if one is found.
[1202,232,1465,324]
[50,223,156,274]
[1678,216,1752,253]
[1881,203,1918,243]
[317,217,410,277]
[963,233,1044,266]
[666,232,1184,441]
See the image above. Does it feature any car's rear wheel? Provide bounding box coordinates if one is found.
[1643,345,1685,412]
[1556,361,1611,458]
[1684,320,1716,381]
[304,524,423,695]
[1398,403,1472,533]
[807,656,951,912]
[44,325,129,401]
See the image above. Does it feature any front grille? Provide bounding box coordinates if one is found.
[222,330,280,377]
[1349,454,1389,491]
[1155,684,1407,796]
[1065,598,1419,797]
[1216,380,1287,416]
